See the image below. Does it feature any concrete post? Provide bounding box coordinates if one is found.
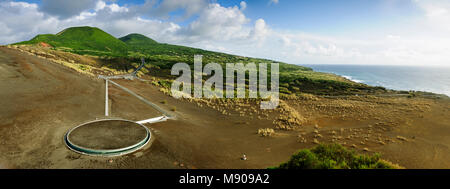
[105,79,109,116]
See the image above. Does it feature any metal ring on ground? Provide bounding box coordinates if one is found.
[64,119,151,157]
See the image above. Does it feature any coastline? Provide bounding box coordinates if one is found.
[301,64,450,97]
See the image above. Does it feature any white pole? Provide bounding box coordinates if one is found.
[105,79,109,116]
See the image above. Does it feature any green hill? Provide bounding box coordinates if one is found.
[119,33,158,45]
[120,33,313,71]
[16,26,128,56]
[120,33,213,57]
[117,33,377,95]
[14,26,387,95]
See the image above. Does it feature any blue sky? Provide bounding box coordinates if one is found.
[80,0,422,35]
[1,0,450,66]
[55,0,422,35]
[234,0,419,34]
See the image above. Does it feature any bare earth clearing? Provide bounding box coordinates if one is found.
[0,46,449,169]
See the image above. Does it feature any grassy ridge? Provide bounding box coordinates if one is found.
[121,33,312,71]
[16,26,128,56]
[118,33,382,95]
[15,26,386,96]
[119,33,158,45]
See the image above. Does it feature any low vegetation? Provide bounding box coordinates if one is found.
[257,128,275,137]
[13,26,389,96]
[273,143,402,169]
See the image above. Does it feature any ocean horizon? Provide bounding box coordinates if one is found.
[301,64,450,97]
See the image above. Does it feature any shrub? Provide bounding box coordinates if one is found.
[159,87,171,95]
[297,93,319,101]
[278,150,318,169]
[151,80,160,86]
[273,143,402,169]
[158,80,172,89]
[257,128,275,137]
[78,64,87,71]
[280,83,290,88]
[407,92,416,98]
[279,87,292,94]
[170,106,176,111]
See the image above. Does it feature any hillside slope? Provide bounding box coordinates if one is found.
[14,26,386,95]
[16,26,128,56]
[119,33,158,45]
[120,33,313,71]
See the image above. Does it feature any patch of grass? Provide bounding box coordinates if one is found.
[170,106,177,111]
[78,64,87,71]
[159,87,171,95]
[158,79,172,89]
[272,143,402,169]
[257,128,275,137]
[14,26,391,96]
[161,100,167,104]
[151,80,160,87]
[408,91,417,98]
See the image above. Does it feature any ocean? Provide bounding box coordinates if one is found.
[302,64,450,97]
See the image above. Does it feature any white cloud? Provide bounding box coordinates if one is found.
[178,3,250,42]
[0,1,181,44]
[40,0,99,19]
[269,0,279,5]
[250,19,269,41]
[108,3,129,13]
[413,0,450,32]
[0,1,58,44]
[95,1,106,11]
[240,1,247,11]
[151,0,208,19]
[1,0,450,67]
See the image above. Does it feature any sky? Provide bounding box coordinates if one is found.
[1,0,450,66]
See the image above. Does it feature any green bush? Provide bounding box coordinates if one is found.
[279,87,292,94]
[274,144,401,169]
[158,80,172,89]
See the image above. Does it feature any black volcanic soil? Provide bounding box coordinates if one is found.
[0,46,449,169]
